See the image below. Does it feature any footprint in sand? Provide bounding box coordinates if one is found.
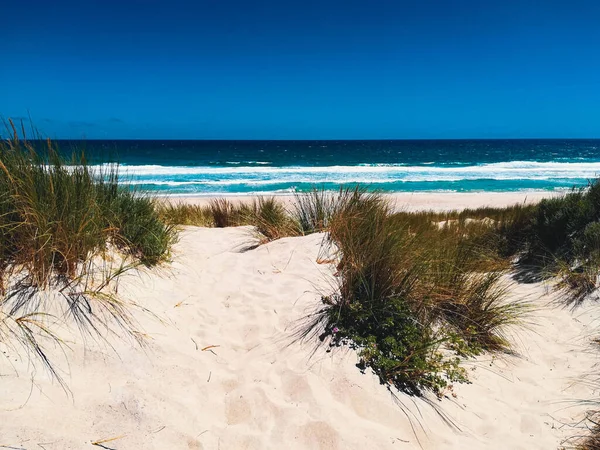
[297,420,340,450]
[225,395,252,425]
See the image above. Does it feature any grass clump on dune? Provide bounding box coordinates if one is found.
[157,202,214,227]
[305,188,527,397]
[292,188,339,234]
[322,189,462,396]
[0,126,174,280]
[245,196,300,241]
[161,183,600,306]
[0,120,175,378]
[209,198,239,228]
[161,196,301,242]
[161,187,359,241]
[518,182,600,305]
[412,185,600,306]
[564,411,600,450]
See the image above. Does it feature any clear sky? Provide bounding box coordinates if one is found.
[2,0,600,139]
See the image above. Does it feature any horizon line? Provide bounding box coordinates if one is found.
[13,137,600,142]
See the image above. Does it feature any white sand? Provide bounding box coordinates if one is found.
[1,194,599,449]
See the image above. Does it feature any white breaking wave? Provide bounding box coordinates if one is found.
[93,160,599,185]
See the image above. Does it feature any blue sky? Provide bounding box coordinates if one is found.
[2,0,600,139]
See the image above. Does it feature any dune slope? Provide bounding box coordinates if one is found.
[1,226,598,449]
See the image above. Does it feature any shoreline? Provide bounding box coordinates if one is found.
[159,190,561,212]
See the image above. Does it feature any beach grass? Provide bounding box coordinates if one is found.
[291,188,340,234]
[160,186,600,396]
[244,196,300,241]
[303,188,529,396]
[517,182,600,306]
[157,202,214,227]
[0,120,174,378]
[159,196,301,241]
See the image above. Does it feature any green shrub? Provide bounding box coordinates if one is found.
[330,294,466,396]
[580,222,600,261]
[509,182,600,303]
[526,183,600,264]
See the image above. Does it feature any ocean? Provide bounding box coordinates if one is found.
[56,139,600,196]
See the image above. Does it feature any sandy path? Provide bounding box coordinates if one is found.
[1,226,598,449]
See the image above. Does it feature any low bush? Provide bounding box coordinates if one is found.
[526,183,600,264]
[508,182,600,304]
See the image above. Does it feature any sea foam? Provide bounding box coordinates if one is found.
[85,160,598,193]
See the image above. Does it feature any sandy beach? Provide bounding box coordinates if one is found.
[165,190,561,212]
[1,191,598,450]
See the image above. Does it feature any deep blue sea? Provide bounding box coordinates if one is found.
[57,139,600,195]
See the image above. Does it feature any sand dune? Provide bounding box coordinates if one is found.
[1,224,598,449]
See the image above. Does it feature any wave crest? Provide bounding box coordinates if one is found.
[88,160,599,181]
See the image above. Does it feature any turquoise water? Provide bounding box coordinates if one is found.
[58,139,600,195]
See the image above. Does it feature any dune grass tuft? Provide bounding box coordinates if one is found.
[292,188,339,234]
[506,182,600,305]
[160,196,302,242]
[304,188,528,396]
[208,198,238,228]
[157,202,214,227]
[245,196,300,241]
[0,120,175,379]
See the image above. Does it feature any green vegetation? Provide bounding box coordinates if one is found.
[158,196,301,241]
[291,188,339,234]
[521,182,600,306]
[157,202,213,227]
[245,196,299,241]
[0,121,174,380]
[306,188,527,396]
